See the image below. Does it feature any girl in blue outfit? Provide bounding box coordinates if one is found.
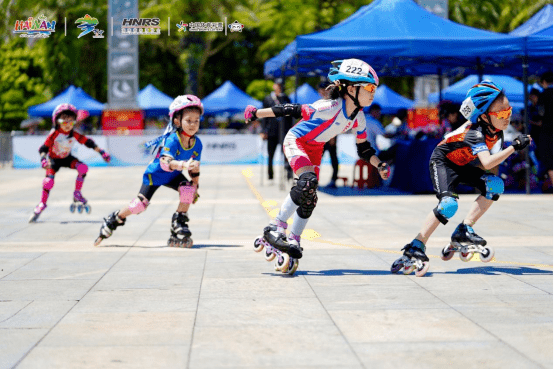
[94,95,204,247]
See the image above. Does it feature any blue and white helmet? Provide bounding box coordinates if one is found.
[460,80,503,123]
[328,59,379,86]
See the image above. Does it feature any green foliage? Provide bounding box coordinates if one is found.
[0,38,52,131]
[246,79,273,101]
[449,0,552,33]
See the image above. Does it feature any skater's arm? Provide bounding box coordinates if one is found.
[244,103,303,123]
[477,135,531,170]
[355,139,390,179]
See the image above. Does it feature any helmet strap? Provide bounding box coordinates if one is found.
[344,85,363,117]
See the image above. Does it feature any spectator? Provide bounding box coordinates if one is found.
[528,88,542,142]
[365,103,386,153]
[318,81,340,188]
[261,78,293,183]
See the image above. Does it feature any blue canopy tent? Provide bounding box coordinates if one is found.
[511,4,552,37]
[288,83,320,104]
[137,84,174,117]
[28,85,105,117]
[202,81,261,116]
[265,0,528,79]
[428,75,528,111]
[371,85,415,115]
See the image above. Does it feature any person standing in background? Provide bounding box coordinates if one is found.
[537,72,553,191]
[261,78,293,183]
[318,81,340,188]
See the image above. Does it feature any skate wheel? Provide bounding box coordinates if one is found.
[403,264,415,275]
[185,239,193,248]
[84,204,91,214]
[69,203,76,213]
[275,253,290,272]
[94,237,103,247]
[264,248,276,262]
[459,251,474,262]
[479,247,495,263]
[415,261,430,277]
[286,259,299,275]
[440,244,455,261]
[77,204,84,214]
[29,213,38,223]
[253,237,264,253]
[390,258,404,274]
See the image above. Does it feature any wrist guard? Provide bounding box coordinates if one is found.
[356,141,376,162]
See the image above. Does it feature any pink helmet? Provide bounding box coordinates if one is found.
[52,103,78,126]
[169,95,204,120]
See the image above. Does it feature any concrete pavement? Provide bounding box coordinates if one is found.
[0,164,552,368]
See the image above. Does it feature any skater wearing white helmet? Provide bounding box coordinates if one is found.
[244,59,390,275]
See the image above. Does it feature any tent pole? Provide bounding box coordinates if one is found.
[438,67,443,102]
[476,57,484,81]
[522,55,531,195]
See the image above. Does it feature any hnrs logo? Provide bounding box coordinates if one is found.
[121,18,161,35]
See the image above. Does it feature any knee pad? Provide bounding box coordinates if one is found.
[433,196,458,225]
[178,182,196,204]
[128,196,149,214]
[42,177,54,190]
[76,163,88,176]
[290,172,318,219]
[482,174,504,201]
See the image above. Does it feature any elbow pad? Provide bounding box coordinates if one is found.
[356,141,376,161]
[84,139,97,149]
[271,104,303,118]
[39,145,49,155]
[160,158,173,172]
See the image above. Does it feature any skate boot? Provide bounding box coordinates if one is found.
[168,212,193,248]
[391,239,430,277]
[94,211,126,246]
[441,223,494,262]
[29,202,47,223]
[70,191,91,214]
[253,219,300,274]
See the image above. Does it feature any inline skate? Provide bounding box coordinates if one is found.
[70,191,91,214]
[253,221,301,275]
[441,223,494,262]
[391,240,430,277]
[94,211,125,246]
[168,212,193,248]
[29,202,47,223]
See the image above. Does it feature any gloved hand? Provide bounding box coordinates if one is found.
[244,105,258,123]
[378,162,391,180]
[193,191,200,204]
[512,135,531,151]
[100,149,111,162]
[41,156,51,169]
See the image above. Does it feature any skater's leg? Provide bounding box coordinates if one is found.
[463,195,493,226]
[73,162,88,192]
[41,173,55,205]
[415,211,442,245]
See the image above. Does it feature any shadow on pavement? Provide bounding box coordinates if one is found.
[443,266,553,275]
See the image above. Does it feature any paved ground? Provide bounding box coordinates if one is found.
[0,164,552,369]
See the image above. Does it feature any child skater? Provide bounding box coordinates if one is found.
[244,59,391,274]
[391,81,532,277]
[29,103,111,222]
[94,95,203,247]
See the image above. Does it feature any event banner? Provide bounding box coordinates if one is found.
[13,134,262,168]
[12,133,359,168]
[13,135,109,168]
